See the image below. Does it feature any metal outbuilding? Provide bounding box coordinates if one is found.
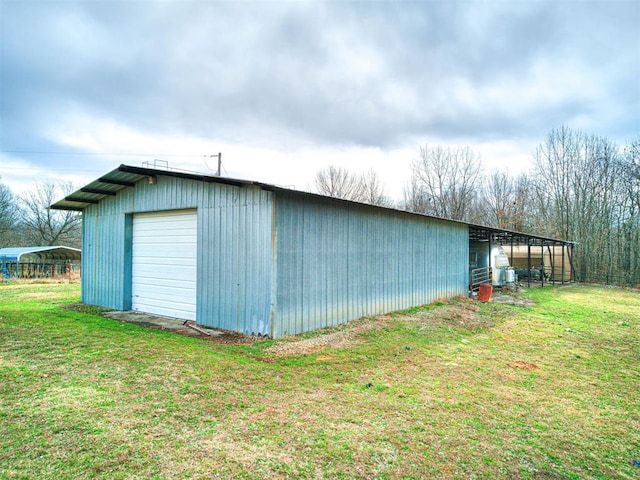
[51,164,572,337]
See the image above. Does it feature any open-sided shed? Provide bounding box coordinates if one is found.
[467,224,576,287]
[0,246,81,279]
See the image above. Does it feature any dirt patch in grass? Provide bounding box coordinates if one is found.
[266,315,392,356]
[506,360,540,370]
[266,297,519,356]
[401,298,495,332]
[266,330,352,356]
[201,330,263,345]
[491,294,536,307]
[60,303,114,315]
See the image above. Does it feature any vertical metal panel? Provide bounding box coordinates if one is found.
[273,193,468,337]
[81,176,272,335]
[123,214,133,310]
[81,206,128,310]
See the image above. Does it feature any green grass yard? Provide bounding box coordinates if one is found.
[0,282,638,479]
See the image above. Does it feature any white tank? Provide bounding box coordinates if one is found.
[505,267,516,284]
[491,246,511,285]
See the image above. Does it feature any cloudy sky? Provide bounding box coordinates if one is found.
[1,0,638,200]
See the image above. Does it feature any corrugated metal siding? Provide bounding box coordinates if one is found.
[198,184,273,335]
[273,193,469,337]
[81,176,272,335]
[81,209,129,310]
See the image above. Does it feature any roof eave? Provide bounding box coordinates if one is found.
[49,164,575,247]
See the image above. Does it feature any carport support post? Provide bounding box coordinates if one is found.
[510,238,514,267]
[561,244,566,284]
[527,241,532,288]
[540,243,544,287]
[550,244,555,286]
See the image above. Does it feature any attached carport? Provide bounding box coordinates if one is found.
[468,224,576,288]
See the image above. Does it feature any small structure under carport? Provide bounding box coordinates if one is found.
[51,164,574,337]
[0,246,81,279]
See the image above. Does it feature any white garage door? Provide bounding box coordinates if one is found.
[132,209,197,320]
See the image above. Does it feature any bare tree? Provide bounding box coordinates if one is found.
[20,181,82,247]
[621,138,640,212]
[532,126,622,282]
[359,169,391,207]
[411,145,483,221]
[511,173,535,233]
[314,165,394,207]
[0,178,20,246]
[401,176,430,214]
[314,165,364,201]
[617,138,640,283]
[479,170,513,227]
[532,126,575,239]
[479,171,533,231]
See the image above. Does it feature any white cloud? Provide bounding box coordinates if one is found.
[0,153,104,196]
[1,0,638,200]
[45,111,417,198]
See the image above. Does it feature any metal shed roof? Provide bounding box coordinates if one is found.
[49,164,254,212]
[50,164,575,248]
[467,223,576,247]
[0,246,82,262]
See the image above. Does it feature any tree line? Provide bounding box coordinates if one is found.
[2,126,638,285]
[314,126,640,286]
[0,181,82,249]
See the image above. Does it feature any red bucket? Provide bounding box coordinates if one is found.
[477,283,493,302]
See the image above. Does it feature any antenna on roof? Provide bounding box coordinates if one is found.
[142,159,169,170]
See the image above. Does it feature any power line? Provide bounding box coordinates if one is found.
[1,150,208,157]
[1,166,107,173]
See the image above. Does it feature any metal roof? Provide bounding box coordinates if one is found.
[50,164,575,247]
[0,246,82,262]
[49,164,256,211]
[467,223,575,247]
